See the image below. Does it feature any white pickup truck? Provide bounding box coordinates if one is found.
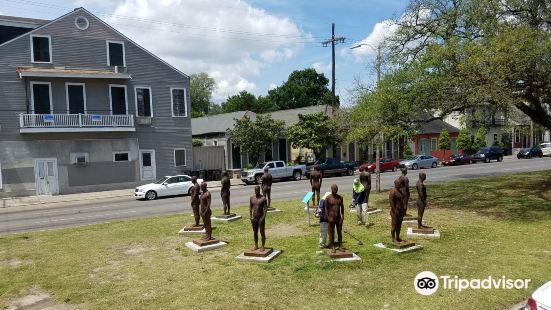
[241,160,307,184]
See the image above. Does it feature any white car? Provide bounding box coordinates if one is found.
[540,142,551,157]
[525,281,551,310]
[135,175,203,200]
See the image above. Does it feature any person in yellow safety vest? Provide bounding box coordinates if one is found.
[352,178,367,225]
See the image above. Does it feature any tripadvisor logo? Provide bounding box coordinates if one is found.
[414,271,531,296]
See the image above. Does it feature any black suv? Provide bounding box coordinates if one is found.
[473,146,504,163]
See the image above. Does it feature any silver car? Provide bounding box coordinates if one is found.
[400,155,439,170]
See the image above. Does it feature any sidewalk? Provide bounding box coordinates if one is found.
[1,178,244,208]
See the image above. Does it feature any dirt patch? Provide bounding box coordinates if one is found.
[123,245,147,256]
[266,224,306,238]
[5,287,80,310]
[1,259,26,268]
[89,260,122,278]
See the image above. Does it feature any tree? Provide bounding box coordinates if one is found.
[192,139,204,147]
[190,72,216,117]
[287,112,344,160]
[474,127,487,150]
[228,114,285,165]
[456,127,472,154]
[221,91,277,113]
[438,129,451,158]
[385,0,551,131]
[403,143,413,157]
[267,69,336,110]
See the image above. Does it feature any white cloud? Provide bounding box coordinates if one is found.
[311,61,331,74]
[82,0,307,101]
[268,83,278,90]
[350,19,398,58]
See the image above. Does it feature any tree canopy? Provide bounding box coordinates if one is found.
[368,0,551,131]
[287,112,346,159]
[190,72,216,117]
[228,114,286,164]
[439,128,451,157]
[221,91,277,114]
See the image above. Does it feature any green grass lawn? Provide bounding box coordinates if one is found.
[1,171,550,309]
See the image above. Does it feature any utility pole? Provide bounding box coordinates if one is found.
[322,23,345,109]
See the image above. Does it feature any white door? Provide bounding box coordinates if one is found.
[139,150,156,181]
[34,158,59,195]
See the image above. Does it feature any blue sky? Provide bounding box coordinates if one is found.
[0,0,408,105]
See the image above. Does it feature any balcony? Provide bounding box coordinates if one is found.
[19,114,135,133]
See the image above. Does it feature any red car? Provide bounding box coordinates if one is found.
[442,154,474,166]
[358,158,400,173]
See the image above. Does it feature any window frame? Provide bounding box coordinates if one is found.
[106,40,126,67]
[174,148,187,167]
[112,152,130,162]
[109,84,128,115]
[65,82,87,114]
[30,34,52,64]
[134,86,153,117]
[430,138,438,152]
[170,87,188,117]
[30,81,53,114]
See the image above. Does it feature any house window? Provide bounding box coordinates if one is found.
[430,138,438,152]
[30,81,52,114]
[109,85,128,115]
[107,40,125,67]
[171,88,187,117]
[174,149,186,166]
[113,152,129,162]
[70,152,89,165]
[65,83,86,114]
[135,87,152,117]
[31,35,51,63]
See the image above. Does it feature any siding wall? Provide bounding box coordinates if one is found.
[0,9,192,196]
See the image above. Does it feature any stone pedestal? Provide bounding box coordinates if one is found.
[324,249,361,262]
[266,208,282,213]
[403,215,418,221]
[367,208,383,215]
[374,241,423,253]
[185,239,227,252]
[407,227,441,239]
[212,214,242,222]
[178,225,206,235]
[236,249,281,262]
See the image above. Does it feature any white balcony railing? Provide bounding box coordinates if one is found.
[19,113,135,133]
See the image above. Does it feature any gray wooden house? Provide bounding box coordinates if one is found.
[0,8,192,197]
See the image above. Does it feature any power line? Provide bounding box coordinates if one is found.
[321,23,346,109]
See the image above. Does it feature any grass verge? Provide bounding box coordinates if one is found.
[1,171,550,309]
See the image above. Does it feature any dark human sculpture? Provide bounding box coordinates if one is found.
[389,179,405,242]
[190,176,202,227]
[398,168,410,215]
[199,182,213,241]
[309,165,322,207]
[261,167,273,209]
[325,184,345,253]
[220,172,231,215]
[249,185,268,251]
[416,172,431,229]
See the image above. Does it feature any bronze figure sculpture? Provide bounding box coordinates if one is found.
[309,165,322,207]
[249,185,268,251]
[325,184,345,253]
[261,167,273,209]
[220,172,231,215]
[398,168,410,215]
[190,176,202,227]
[389,179,405,242]
[416,172,431,229]
[199,182,213,241]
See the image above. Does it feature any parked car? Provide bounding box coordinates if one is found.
[135,175,203,200]
[517,146,543,159]
[241,160,307,185]
[400,155,439,170]
[305,158,356,178]
[540,142,551,157]
[442,153,474,166]
[524,281,551,310]
[473,146,504,163]
[358,158,400,173]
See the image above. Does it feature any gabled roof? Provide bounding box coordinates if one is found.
[192,111,256,135]
[0,8,189,79]
[191,105,333,136]
[419,119,460,134]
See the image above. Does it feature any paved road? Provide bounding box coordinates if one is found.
[1,157,550,234]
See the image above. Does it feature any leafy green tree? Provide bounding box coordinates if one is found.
[190,72,216,117]
[228,114,285,165]
[403,143,413,158]
[456,127,472,154]
[474,127,487,149]
[267,69,336,110]
[385,0,551,130]
[192,139,204,147]
[438,129,451,158]
[287,112,343,159]
[221,91,277,113]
